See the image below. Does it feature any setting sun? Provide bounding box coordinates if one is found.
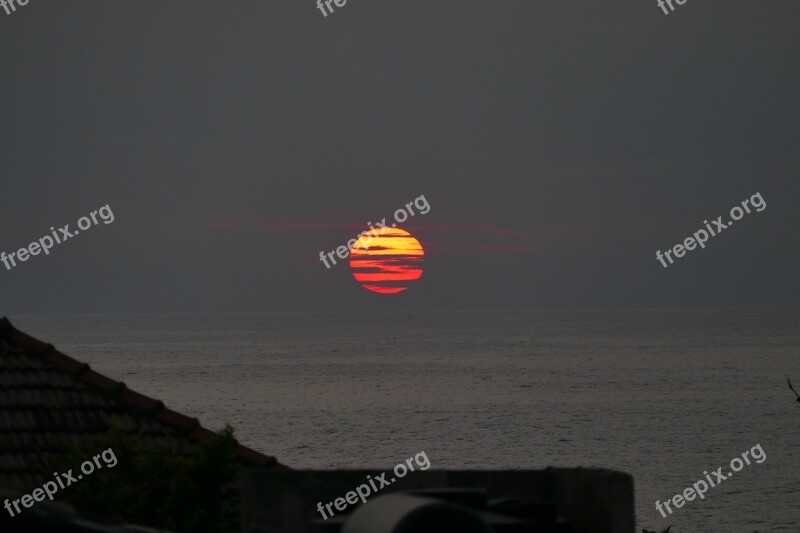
[349,227,424,294]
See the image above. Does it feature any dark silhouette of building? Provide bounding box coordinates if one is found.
[0,316,287,523]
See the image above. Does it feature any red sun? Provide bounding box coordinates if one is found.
[349,227,425,294]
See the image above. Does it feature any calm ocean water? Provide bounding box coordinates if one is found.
[12,310,800,531]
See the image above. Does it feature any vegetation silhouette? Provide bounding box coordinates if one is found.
[46,421,241,533]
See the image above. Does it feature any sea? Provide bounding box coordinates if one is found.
[11,309,800,532]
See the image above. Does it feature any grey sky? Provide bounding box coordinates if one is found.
[1,1,798,312]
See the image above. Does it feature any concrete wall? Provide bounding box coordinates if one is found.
[240,467,635,533]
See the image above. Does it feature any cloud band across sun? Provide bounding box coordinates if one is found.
[350,227,424,294]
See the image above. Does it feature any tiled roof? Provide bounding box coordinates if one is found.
[0,317,288,490]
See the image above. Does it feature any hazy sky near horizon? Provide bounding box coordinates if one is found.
[1,1,798,313]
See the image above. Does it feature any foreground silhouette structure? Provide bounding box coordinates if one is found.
[0,317,287,531]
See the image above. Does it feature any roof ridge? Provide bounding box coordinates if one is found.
[0,317,13,338]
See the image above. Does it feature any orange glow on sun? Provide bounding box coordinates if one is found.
[350,227,424,294]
